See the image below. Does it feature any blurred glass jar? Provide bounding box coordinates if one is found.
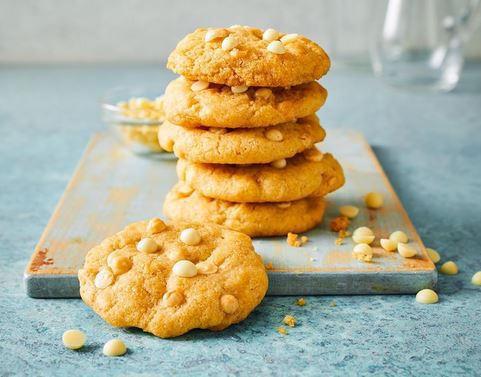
[102,87,166,158]
[370,0,481,91]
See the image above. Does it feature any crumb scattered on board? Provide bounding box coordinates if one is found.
[265,262,273,270]
[287,233,309,247]
[330,216,350,232]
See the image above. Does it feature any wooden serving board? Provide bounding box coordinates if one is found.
[24,131,436,297]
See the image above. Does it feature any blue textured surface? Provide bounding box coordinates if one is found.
[1,64,481,376]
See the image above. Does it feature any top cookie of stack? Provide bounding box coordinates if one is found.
[160,26,344,237]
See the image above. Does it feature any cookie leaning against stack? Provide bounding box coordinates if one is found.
[159,26,345,237]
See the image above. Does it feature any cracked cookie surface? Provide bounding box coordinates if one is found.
[164,78,327,128]
[176,151,344,203]
[158,115,325,164]
[164,186,327,237]
[167,26,330,87]
[78,219,268,338]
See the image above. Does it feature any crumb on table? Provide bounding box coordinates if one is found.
[330,216,350,232]
[329,300,337,307]
[283,315,297,327]
[296,297,306,306]
[287,232,309,247]
[276,326,288,335]
[265,262,273,270]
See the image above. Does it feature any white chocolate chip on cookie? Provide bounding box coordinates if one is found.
[95,268,114,289]
[107,255,132,275]
[205,28,228,42]
[264,128,283,142]
[137,238,158,253]
[267,40,286,54]
[191,80,210,92]
[180,228,201,245]
[220,294,239,314]
[281,33,299,44]
[263,28,280,41]
[196,261,218,275]
[147,217,166,234]
[222,36,239,51]
[270,159,287,168]
[163,290,184,307]
[172,260,197,278]
[231,85,249,94]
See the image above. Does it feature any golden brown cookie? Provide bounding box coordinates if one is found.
[164,185,327,237]
[176,150,344,203]
[78,219,268,338]
[167,26,330,87]
[158,115,325,164]
[164,77,327,128]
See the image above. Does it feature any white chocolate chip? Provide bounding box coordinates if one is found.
[94,268,114,289]
[352,243,373,262]
[137,237,158,253]
[439,261,458,275]
[303,148,324,162]
[262,28,280,41]
[172,260,197,278]
[103,339,127,357]
[398,243,416,258]
[191,80,209,92]
[339,205,359,219]
[389,231,408,244]
[471,271,481,285]
[107,255,132,275]
[426,248,441,263]
[180,228,201,245]
[209,127,228,134]
[147,217,166,234]
[416,289,439,304]
[380,238,397,252]
[231,85,249,94]
[267,40,286,54]
[196,261,218,275]
[270,159,287,168]
[163,290,184,307]
[221,36,239,51]
[255,88,272,99]
[280,33,299,44]
[352,226,375,244]
[365,192,384,209]
[276,202,291,209]
[264,128,283,142]
[205,28,228,42]
[62,329,86,350]
[220,294,239,314]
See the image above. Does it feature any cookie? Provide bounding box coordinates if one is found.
[78,219,268,338]
[176,150,344,203]
[164,185,327,237]
[167,26,330,87]
[158,115,325,164]
[164,77,327,128]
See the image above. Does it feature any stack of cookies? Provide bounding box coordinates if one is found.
[159,26,344,237]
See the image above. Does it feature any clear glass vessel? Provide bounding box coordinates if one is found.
[370,0,481,91]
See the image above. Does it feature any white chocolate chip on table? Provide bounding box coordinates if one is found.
[426,248,441,263]
[62,329,86,350]
[103,339,127,357]
[380,238,397,252]
[352,226,375,244]
[397,243,417,258]
[472,271,481,285]
[439,261,458,275]
[352,243,373,262]
[389,230,408,245]
[416,289,439,304]
[365,192,384,209]
[339,205,359,219]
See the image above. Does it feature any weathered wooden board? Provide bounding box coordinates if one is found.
[24,131,436,297]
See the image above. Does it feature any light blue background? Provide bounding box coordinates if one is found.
[1,64,480,376]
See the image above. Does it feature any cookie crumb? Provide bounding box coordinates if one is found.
[287,232,309,247]
[338,230,351,238]
[265,262,273,270]
[283,315,297,327]
[329,300,336,307]
[276,326,288,335]
[330,216,350,232]
[335,238,343,246]
[296,298,306,306]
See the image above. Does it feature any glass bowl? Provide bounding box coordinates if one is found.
[101,87,168,158]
